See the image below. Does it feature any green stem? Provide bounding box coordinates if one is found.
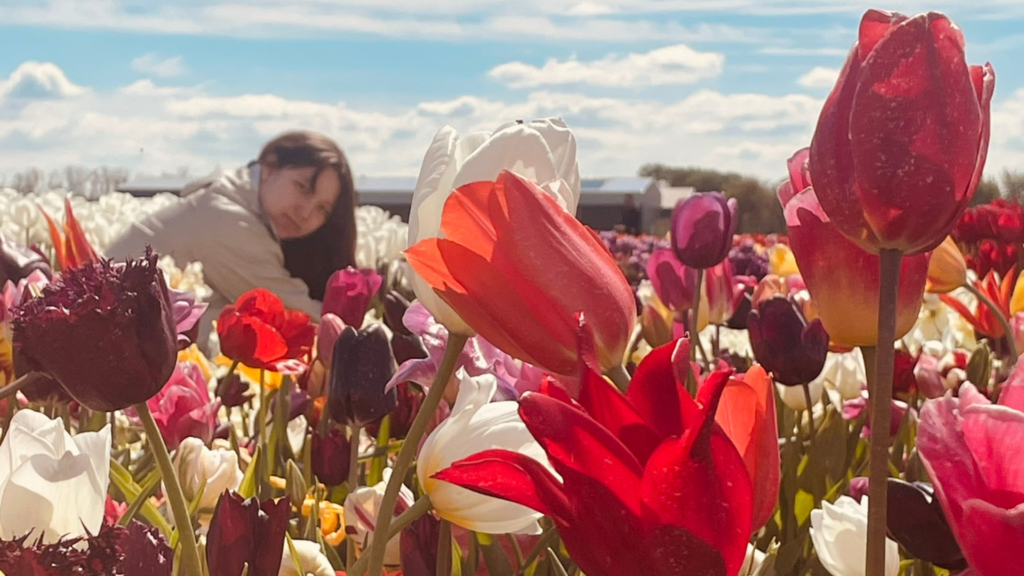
[136,402,203,576]
[605,364,631,392]
[0,371,39,401]
[866,248,901,576]
[346,495,434,575]
[965,282,1018,365]
[347,424,363,567]
[687,268,704,396]
[802,381,817,440]
[362,332,469,576]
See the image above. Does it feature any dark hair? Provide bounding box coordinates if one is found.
[258,131,357,301]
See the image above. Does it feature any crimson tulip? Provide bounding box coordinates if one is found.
[322,266,382,330]
[435,339,754,576]
[217,288,316,372]
[783,178,929,346]
[206,492,290,576]
[917,363,1024,576]
[144,360,219,450]
[748,297,829,386]
[670,192,737,269]
[405,169,635,377]
[13,249,177,411]
[809,9,994,255]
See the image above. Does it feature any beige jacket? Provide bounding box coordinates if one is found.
[105,165,322,348]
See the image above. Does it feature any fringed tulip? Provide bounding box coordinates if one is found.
[809,10,994,255]
[783,183,929,346]
[405,170,635,377]
[206,492,290,576]
[670,192,737,269]
[217,288,316,373]
[917,367,1024,576]
[408,118,580,335]
[748,297,829,386]
[0,411,110,543]
[321,266,382,329]
[12,249,178,411]
[418,369,552,534]
[328,323,397,428]
[435,339,754,576]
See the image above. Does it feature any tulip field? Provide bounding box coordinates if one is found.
[0,8,1020,576]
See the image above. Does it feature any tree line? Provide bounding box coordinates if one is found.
[0,166,192,199]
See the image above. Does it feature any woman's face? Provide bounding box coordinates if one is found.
[258,164,341,239]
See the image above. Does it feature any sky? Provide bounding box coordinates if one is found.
[0,0,1022,184]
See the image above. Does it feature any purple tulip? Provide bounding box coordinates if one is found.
[311,428,351,486]
[747,296,828,386]
[206,492,290,576]
[328,324,397,428]
[322,266,383,329]
[645,248,697,314]
[670,192,737,269]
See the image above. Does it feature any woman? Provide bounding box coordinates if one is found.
[106,131,357,347]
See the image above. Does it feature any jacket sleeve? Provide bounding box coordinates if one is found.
[201,226,323,320]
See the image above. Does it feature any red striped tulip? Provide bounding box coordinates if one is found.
[809,9,995,255]
[405,170,635,377]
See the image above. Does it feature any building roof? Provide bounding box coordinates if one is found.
[117,176,195,194]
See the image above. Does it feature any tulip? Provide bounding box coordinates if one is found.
[810,496,900,576]
[748,296,829,386]
[145,361,220,450]
[917,368,1024,576]
[0,232,51,288]
[646,248,699,314]
[39,198,99,271]
[885,479,967,571]
[322,267,382,330]
[409,118,580,334]
[206,492,290,576]
[400,513,441,576]
[418,369,551,534]
[809,10,995,255]
[817,349,868,401]
[776,378,823,411]
[435,340,754,576]
[0,411,110,542]
[783,184,929,346]
[122,520,174,576]
[706,260,752,326]
[316,313,346,372]
[328,324,397,428]
[670,192,737,269]
[12,249,178,411]
[279,539,335,576]
[405,170,635,377]
[382,291,429,365]
[345,468,415,567]
[217,288,316,373]
[216,372,255,408]
[927,237,967,294]
[172,437,243,515]
[310,428,350,486]
[714,365,780,530]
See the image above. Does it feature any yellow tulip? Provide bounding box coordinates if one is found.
[769,243,800,277]
[925,236,967,294]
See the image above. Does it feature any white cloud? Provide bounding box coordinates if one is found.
[488,44,723,88]
[131,53,187,77]
[797,66,840,89]
[0,61,85,100]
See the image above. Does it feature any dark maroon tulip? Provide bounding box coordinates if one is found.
[747,296,829,386]
[383,291,430,365]
[645,248,698,315]
[122,520,173,576]
[216,372,254,408]
[322,266,383,329]
[206,492,290,576]
[12,249,177,411]
[886,479,967,571]
[670,192,738,269]
[311,428,351,486]
[366,381,425,440]
[382,291,413,335]
[809,9,995,255]
[400,512,441,576]
[328,323,397,428]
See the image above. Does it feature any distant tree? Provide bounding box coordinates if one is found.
[972,178,1001,206]
[639,163,786,234]
[1001,170,1024,202]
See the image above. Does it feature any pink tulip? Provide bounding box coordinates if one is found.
[317,313,347,372]
[917,363,1024,576]
[145,361,219,450]
[322,267,383,329]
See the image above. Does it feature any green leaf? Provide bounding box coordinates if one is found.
[108,458,173,536]
[286,459,308,509]
[478,532,514,576]
[368,415,390,486]
[285,533,305,576]
[317,530,345,570]
[117,467,162,527]
[967,341,993,392]
[546,549,569,576]
[238,447,262,499]
[187,480,207,519]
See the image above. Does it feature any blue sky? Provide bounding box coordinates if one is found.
[0,0,1022,182]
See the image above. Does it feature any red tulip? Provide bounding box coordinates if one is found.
[144,361,219,450]
[206,492,290,576]
[783,182,929,346]
[434,339,754,576]
[39,199,99,271]
[809,9,995,255]
[917,363,1024,576]
[405,170,635,376]
[322,267,382,330]
[217,288,316,372]
[670,192,737,269]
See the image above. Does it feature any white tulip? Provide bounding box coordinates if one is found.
[407,118,580,334]
[810,496,900,576]
[776,379,823,411]
[345,468,413,567]
[738,544,767,576]
[172,437,243,516]
[0,410,111,542]
[279,539,335,576]
[418,368,553,535]
[818,349,867,402]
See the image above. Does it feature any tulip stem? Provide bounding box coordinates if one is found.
[346,496,435,576]
[135,402,204,576]
[688,268,704,395]
[0,371,42,401]
[965,282,1018,365]
[801,381,817,440]
[361,333,469,576]
[347,424,362,568]
[606,365,631,392]
[866,249,901,576]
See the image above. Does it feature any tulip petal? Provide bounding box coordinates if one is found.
[960,404,1024,500]
[218,312,289,368]
[578,367,662,465]
[645,525,728,576]
[626,339,685,437]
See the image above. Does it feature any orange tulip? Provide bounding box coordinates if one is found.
[715,365,780,530]
[39,199,99,271]
[926,236,967,294]
[405,170,636,376]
